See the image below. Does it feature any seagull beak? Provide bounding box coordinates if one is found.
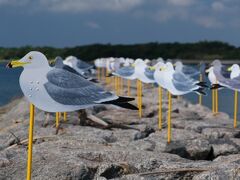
[160,67,166,71]
[227,67,232,72]
[131,64,135,67]
[149,66,155,70]
[6,60,30,68]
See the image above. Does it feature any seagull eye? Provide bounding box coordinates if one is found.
[29,56,33,60]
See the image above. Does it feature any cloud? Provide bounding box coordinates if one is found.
[85,21,101,29]
[39,0,144,13]
[212,2,225,11]
[195,16,223,28]
[0,0,29,6]
[167,0,196,7]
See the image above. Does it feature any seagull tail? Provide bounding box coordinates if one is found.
[89,78,99,83]
[195,82,208,88]
[106,73,114,77]
[210,84,225,90]
[101,96,138,110]
[194,87,207,96]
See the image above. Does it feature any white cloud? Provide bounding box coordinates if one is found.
[195,16,223,28]
[212,2,225,11]
[0,0,29,6]
[86,21,101,29]
[39,0,144,13]
[167,0,196,7]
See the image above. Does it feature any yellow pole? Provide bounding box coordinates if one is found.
[127,80,131,96]
[215,89,218,114]
[115,77,118,95]
[158,87,162,130]
[234,90,238,128]
[105,70,109,84]
[97,67,100,80]
[63,112,67,122]
[199,74,203,105]
[120,78,123,95]
[167,91,172,143]
[26,104,35,180]
[118,77,121,95]
[56,112,59,128]
[138,80,142,118]
[212,89,215,114]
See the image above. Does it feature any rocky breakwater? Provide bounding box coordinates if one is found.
[0,86,239,179]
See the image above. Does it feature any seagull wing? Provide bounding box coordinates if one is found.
[114,66,134,77]
[44,68,117,106]
[182,65,200,77]
[172,72,196,91]
[76,60,93,70]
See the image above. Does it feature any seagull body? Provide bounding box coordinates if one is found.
[175,61,199,77]
[212,60,240,91]
[206,67,218,85]
[229,64,240,79]
[157,62,205,95]
[8,51,137,112]
[134,59,155,83]
[64,56,93,74]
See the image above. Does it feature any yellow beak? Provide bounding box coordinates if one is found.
[149,66,155,70]
[160,67,166,71]
[131,64,135,67]
[7,60,30,68]
[227,67,232,72]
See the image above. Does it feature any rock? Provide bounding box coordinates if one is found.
[210,138,240,157]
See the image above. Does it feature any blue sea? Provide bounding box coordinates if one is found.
[0,62,238,118]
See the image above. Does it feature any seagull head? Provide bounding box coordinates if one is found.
[154,62,166,71]
[228,64,239,72]
[211,60,222,67]
[166,62,174,71]
[205,66,213,73]
[132,59,145,67]
[7,51,49,69]
[174,61,183,71]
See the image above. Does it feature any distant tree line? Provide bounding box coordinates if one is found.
[0,41,240,62]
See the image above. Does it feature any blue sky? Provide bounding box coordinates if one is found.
[0,0,240,47]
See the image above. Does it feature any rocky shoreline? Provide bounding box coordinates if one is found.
[0,83,240,179]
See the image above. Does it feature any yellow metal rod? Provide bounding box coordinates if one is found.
[101,68,105,81]
[127,80,131,96]
[215,89,218,113]
[234,90,238,128]
[115,77,118,94]
[212,89,215,114]
[63,112,67,122]
[97,67,100,80]
[56,112,59,128]
[158,87,162,130]
[118,77,121,95]
[199,74,203,105]
[167,91,172,143]
[26,104,35,180]
[106,70,109,84]
[137,80,140,117]
[138,80,142,118]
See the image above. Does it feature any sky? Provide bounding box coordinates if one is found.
[0,0,240,47]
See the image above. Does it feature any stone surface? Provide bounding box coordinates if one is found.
[0,86,239,179]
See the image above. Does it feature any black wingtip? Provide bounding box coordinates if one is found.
[194,87,207,96]
[114,102,139,110]
[210,84,224,90]
[101,96,138,110]
[106,73,114,77]
[195,82,208,88]
[90,78,99,83]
